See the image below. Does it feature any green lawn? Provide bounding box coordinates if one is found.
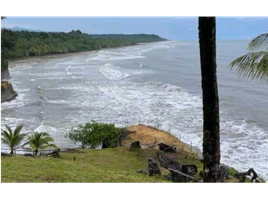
[1,148,171,183]
[1,147,255,183]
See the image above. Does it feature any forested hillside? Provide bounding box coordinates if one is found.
[1,29,166,71]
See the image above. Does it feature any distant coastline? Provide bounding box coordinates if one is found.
[8,41,167,67]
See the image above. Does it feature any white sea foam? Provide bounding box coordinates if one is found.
[66,65,72,75]
[99,63,130,81]
[2,40,268,181]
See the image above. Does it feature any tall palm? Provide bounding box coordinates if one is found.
[198,17,221,182]
[29,131,57,155]
[230,32,268,83]
[1,125,27,155]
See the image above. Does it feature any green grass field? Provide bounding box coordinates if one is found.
[2,148,170,183]
[1,147,254,183]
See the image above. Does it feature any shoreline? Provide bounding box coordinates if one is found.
[8,41,167,67]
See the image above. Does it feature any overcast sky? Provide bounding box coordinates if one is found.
[2,17,268,40]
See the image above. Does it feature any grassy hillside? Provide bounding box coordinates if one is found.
[1,147,249,183]
[2,148,168,183]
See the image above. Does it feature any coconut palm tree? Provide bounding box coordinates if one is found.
[29,131,57,155]
[1,125,27,155]
[230,32,268,83]
[198,17,221,182]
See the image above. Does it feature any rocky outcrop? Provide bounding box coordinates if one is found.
[1,69,11,80]
[1,81,18,103]
[0,57,11,81]
[119,125,199,158]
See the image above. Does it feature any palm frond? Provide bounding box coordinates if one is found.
[5,125,13,136]
[1,125,27,153]
[230,51,268,83]
[29,131,56,151]
[14,124,23,136]
[248,33,268,51]
[49,144,58,149]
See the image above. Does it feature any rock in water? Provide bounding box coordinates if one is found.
[1,81,18,103]
[148,157,161,176]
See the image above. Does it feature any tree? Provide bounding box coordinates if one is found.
[1,125,27,155]
[1,29,16,71]
[230,32,268,83]
[67,121,121,149]
[29,131,57,155]
[198,17,221,182]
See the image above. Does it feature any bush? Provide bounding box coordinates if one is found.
[67,121,122,149]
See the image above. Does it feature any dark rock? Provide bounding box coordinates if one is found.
[1,69,11,80]
[156,151,198,182]
[158,143,176,152]
[148,157,161,176]
[169,168,199,182]
[157,151,182,171]
[48,151,60,158]
[130,141,141,150]
[181,164,198,176]
[235,168,260,183]
[169,169,187,182]
[1,81,18,103]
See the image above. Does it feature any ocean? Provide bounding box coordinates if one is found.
[1,40,268,181]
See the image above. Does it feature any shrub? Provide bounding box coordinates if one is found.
[67,121,121,149]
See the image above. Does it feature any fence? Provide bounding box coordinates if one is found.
[1,117,198,157]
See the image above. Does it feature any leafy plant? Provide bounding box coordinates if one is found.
[67,121,121,149]
[29,131,57,155]
[1,125,27,155]
[230,32,268,83]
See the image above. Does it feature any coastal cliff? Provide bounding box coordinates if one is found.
[0,59,18,103]
[1,81,18,103]
[1,68,11,80]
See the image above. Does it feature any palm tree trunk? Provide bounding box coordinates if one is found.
[34,149,38,155]
[198,17,221,182]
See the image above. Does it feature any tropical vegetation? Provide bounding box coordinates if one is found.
[230,32,268,83]
[29,131,57,155]
[1,29,166,71]
[1,125,27,155]
[67,121,121,149]
[1,29,16,71]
